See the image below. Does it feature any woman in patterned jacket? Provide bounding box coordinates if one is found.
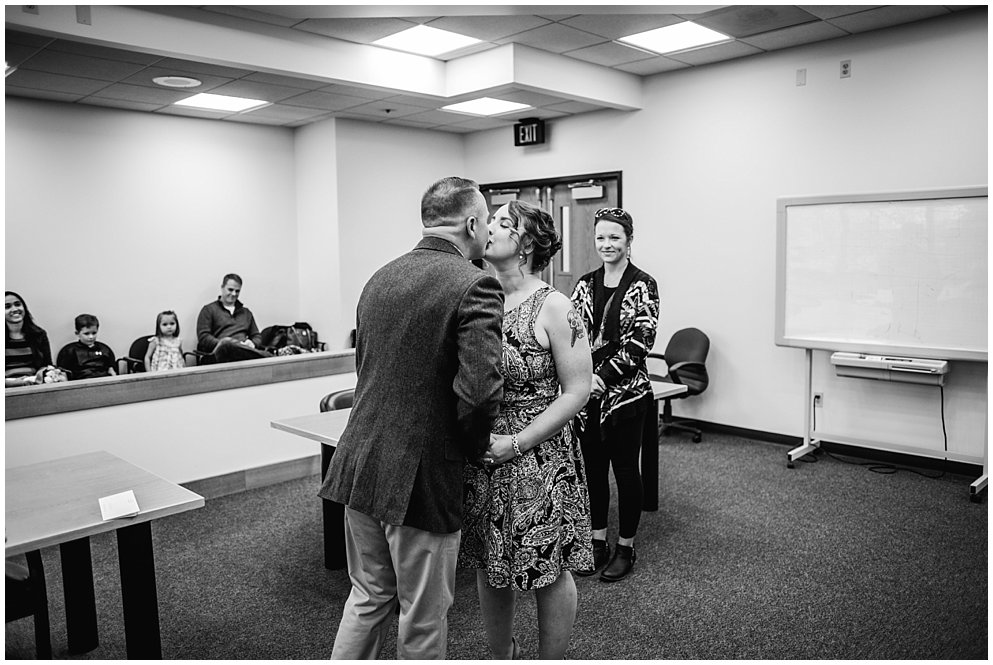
[570,207,660,583]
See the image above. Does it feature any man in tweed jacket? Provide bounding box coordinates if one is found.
[319,176,504,659]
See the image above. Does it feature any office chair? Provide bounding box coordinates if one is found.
[5,551,52,659]
[117,336,151,374]
[647,327,710,443]
[318,388,354,569]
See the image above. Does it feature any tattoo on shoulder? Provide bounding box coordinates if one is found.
[567,308,585,347]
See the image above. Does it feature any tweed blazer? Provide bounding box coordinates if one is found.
[319,236,504,533]
[571,262,660,424]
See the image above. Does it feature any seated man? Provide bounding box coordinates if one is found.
[196,273,271,364]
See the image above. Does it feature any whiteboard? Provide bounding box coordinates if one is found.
[775,187,987,361]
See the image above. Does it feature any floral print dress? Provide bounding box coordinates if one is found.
[459,286,593,590]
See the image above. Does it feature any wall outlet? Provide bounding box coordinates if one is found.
[796,68,807,87]
[840,60,852,78]
[813,392,824,406]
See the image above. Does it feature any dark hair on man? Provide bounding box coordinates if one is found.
[420,176,482,228]
[222,273,243,287]
[507,200,562,273]
[594,207,635,239]
[74,313,99,332]
[4,290,45,342]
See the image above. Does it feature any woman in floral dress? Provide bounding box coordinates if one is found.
[459,200,593,659]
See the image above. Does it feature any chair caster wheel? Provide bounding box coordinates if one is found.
[692,434,702,443]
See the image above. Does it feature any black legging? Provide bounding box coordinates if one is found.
[580,399,647,539]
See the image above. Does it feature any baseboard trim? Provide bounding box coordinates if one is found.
[182,455,320,500]
[669,418,984,478]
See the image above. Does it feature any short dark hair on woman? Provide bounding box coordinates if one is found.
[421,176,481,227]
[508,200,562,273]
[594,207,634,239]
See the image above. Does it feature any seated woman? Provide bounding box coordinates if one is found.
[5,291,56,387]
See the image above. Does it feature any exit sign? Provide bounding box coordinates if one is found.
[514,118,545,146]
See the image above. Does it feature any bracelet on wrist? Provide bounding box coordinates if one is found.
[512,433,522,457]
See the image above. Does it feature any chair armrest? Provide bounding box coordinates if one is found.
[646,352,666,361]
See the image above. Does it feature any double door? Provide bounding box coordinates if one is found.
[481,173,620,297]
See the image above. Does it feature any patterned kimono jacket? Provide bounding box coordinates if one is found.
[570,261,660,427]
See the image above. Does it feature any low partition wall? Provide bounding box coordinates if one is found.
[5,351,357,488]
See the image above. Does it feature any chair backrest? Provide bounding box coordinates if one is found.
[319,388,354,412]
[122,336,151,373]
[664,327,710,397]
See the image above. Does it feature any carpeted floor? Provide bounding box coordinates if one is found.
[5,433,988,660]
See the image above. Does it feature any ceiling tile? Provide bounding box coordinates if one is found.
[497,106,570,121]
[494,22,606,53]
[90,82,191,105]
[381,117,440,129]
[152,58,253,80]
[542,100,605,115]
[242,71,328,90]
[379,93,445,108]
[425,15,552,41]
[445,116,512,131]
[6,29,54,48]
[615,56,691,76]
[208,80,312,103]
[79,97,165,112]
[667,40,765,66]
[201,5,303,28]
[241,104,332,123]
[798,5,883,21]
[694,5,821,38]
[558,14,683,40]
[157,105,231,120]
[279,90,370,111]
[5,86,84,103]
[5,43,43,69]
[496,89,572,108]
[118,66,233,92]
[17,50,149,82]
[294,17,418,43]
[5,69,110,96]
[316,83,395,101]
[563,42,657,67]
[401,108,483,125]
[740,20,849,51]
[827,6,951,34]
[342,100,438,119]
[46,39,163,65]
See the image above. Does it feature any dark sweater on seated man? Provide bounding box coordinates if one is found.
[196,273,271,364]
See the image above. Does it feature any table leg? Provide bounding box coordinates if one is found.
[60,537,99,654]
[117,521,162,659]
[642,394,660,511]
[321,443,347,570]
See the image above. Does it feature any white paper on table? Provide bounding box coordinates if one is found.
[99,490,140,520]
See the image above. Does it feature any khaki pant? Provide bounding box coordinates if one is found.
[331,507,461,660]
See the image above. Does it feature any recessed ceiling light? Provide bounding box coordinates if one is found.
[174,93,270,113]
[373,25,482,57]
[153,75,202,88]
[619,21,732,55]
[442,97,532,116]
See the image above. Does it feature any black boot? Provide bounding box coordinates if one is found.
[577,539,610,577]
[600,544,636,582]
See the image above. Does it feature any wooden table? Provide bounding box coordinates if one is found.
[5,451,205,659]
[271,380,688,568]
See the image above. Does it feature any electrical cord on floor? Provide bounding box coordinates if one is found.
[805,386,948,479]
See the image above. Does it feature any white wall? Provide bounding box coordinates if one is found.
[333,119,466,330]
[5,101,301,359]
[4,372,358,483]
[463,11,988,463]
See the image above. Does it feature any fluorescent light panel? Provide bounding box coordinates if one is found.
[174,93,269,113]
[442,97,532,116]
[373,25,481,57]
[619,21,731,55]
